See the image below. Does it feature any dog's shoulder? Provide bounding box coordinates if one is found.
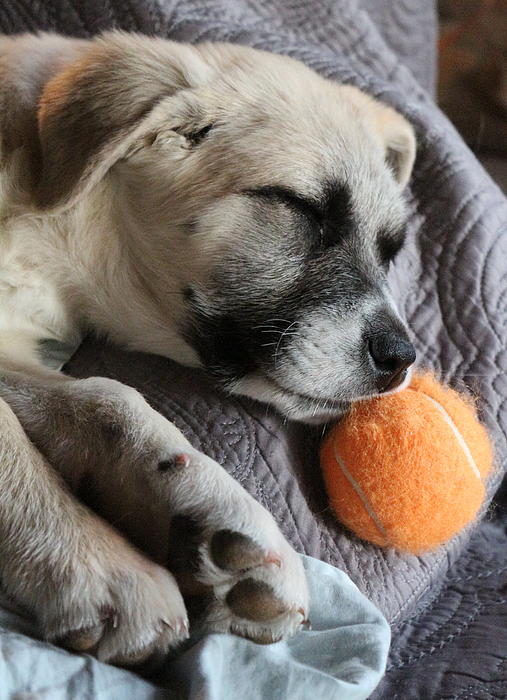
[0,36,91,369]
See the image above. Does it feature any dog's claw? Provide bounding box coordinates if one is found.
[162,616,189,637]
[297,607,311,629]
[178,617,189,636]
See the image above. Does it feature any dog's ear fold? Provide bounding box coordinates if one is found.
[341,86,416,188]
[374,106,416,188]
[35,34,212,210]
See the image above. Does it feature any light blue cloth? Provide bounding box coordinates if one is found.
[0,556,390,700]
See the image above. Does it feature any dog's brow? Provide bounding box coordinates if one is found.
[243,184,357,249]
[243,186,323,222]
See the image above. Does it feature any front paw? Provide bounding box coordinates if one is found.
[163,452,310,645]
[40,546,189,668]
[200,526,309,644]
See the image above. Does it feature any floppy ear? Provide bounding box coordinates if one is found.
[373,105,416,188]
[341,86,416,188]
[35,33,213,210]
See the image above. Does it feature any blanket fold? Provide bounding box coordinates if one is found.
[0,556,390,700]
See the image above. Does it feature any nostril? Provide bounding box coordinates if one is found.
[368,334,416,374]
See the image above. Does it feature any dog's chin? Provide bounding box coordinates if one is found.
[227,366,414,424]
[228,374,351,424]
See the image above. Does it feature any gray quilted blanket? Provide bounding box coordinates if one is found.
[2,0,507,697]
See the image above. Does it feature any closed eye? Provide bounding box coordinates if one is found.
[243,185,323,227]
[175,123,214,147]
[243,183,356,251]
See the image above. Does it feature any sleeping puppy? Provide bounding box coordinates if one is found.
[0,32,416,666]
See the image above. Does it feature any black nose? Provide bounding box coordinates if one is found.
[368,333,416,392]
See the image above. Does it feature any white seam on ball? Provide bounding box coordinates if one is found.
[332,440,389,541]
[416,392,481,479]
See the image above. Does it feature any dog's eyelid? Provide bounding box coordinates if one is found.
[243,186,323,222]
[290,195,323,224]
[176,123,215,147]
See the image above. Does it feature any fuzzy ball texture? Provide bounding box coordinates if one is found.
[320,373,494,554]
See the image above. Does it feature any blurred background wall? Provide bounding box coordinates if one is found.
[439,0,507,190]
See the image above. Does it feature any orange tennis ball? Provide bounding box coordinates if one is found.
[320,373,494,553]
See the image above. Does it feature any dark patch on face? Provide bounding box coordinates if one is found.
[183,179,405,391]
[184,306,260,384]
[244,182,355,252]
[244,186,322,234]
[320,182,355,248]
[377,225,407,266]
[184,247,376,387]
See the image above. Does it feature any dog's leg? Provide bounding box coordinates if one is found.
[0,370,309,646]
[0,376,189,667]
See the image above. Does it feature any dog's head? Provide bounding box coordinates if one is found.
[34,33,416,421]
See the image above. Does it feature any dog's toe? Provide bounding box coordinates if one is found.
[240,629,284,645]
[210,530,275,571]
[226,578,288,621]
[59,623,105,652]
[107,618,184,670]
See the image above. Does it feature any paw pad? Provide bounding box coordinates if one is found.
[58,623,104,652]
[226,578,288,622]
[210,530,267,571]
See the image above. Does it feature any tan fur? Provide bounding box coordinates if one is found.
[340,85,416,187]
[0,32,416,664]
[0,382,187,661]
[38,52,94,122]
